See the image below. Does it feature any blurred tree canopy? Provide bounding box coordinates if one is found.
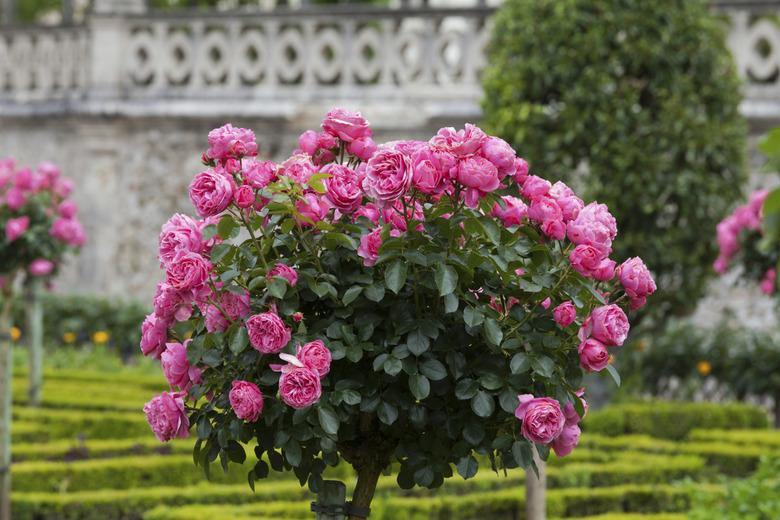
[483,0,748,325]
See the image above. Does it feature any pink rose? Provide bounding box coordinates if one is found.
[566,202,617,255]
[161,340,202,391]
[541,297,552,309]
[206,123,258,161]
[243,160,277,189]
[455,156,500,207]
[541,219,566,240]
[29,259,54,276]
[229,380,264,422]
[295,192,330,226]
[515,395,565,445]
[298,130,320,156]
[347,137,378,162]
[617,257,656,309]
[492,196,527,227]
[358,227,383,267]
[354,204,381,225]
[551,423,581,457]
[54,178,74,199]
[140,313,169,359]
[578,338,610,372]
[549,182,584,222]
[279,153,316,184]
[279,366,322,409]
[430,124,486,157]
[553,301,576,328]
[713,255,729,274]
[382,198,424,233]
[323,164,362,213]
[521,175,551,199]
[297,340,331,377]
[761,268,777,295]
[153,282,194,322]
[37,161,60,184]
[481,137,516,176]
[189,169,234,217]
[582,304,629,347]
[50,217,86,246]
[165,252,211,291]
[234,184,256,209]
[514,158,530,184]
[527,196,563,224]
[58,201,78,219]
[5,216,29,242]
[13,167,34,190]
[592,258,616,282]
[562,389,588,426]
[158,213,204,266]
[363,149,413,203]
[143,391,190,442]
[322,108,371,143]
[203,289,250,333]
[268,264,298,287]
[246,311,291,354]
[292,312,303,322]
[569,245,608,278]
[5,188,26,210]
[411,147,455,195]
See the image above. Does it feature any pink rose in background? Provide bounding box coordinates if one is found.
[268,264,298,287]
[617,257,656,310]
[144,391,190,442]
[492,196,528,227]
[551,423,581,457]
[50,217,86,246]
[158,213,204,266]
[5,187,26,210]
[279,153,316,185]
[347,137,377,162]
[140,313,169,359]
[29,258,54,276]
[430,124,486,157]
[37,161,60,184]
[295,192,330,226]
[481,136,516,176]
[322,108,371,142]
[515,395,565,445]
[323,164,363,213]
[761,268,777,295]
[229,380,264,422]
[278,366,322,409]
[567,202,617,255]
[297,340,331,377]
[153,282,194,322]
[521,175,551,199]
[363,149,413,203]
[58,200,78,219]
[206,123,258,161]
[189,169,234,217]
[234,184,255,209]
[583,305,630,347]
[165,252,211,291]
[54,178,74,199]
[578,338,610,372]
[246,311,291,354]
[13,168,34,190]
[298,130,320,155]
[243,160,277,190]
[5,216,29,242]
[553,301,576,328]
[161,340,202,391]
[358,227,383,267]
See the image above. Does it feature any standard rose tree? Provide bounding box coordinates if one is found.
[140,109,655,517]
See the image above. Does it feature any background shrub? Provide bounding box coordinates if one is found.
[483,0,747,323]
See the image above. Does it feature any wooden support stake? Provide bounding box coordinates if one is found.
[26,279,42,407]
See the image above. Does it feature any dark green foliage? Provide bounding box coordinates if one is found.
[483,0,747,321]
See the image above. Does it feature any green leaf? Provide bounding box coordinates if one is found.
[385,260,408,294]
[434,264,458,296]
[202,224,218,242]
[383,357,403,376]
[209,243,233,264]
[455,378,479,400]
[217,215,239,240]
[409,374,431,400]
[377,402,399,425]
[443,293,459,313]
[483,318,503,346]
[456,455,478,479]
[463,306,484,327]
[420,359,447,381]
[284,440,302,466]
[364,284,385,302]
[531,356,555,378]
[471,391,495,418]
[342,286,363,306]
[512,440,533,468]
[499,389,519,414]
[267,278,287,299]
[605,364,621,387]
[229,326,249,355]
[317,405,340,435]
[510,353,531,374]
[226,440,246,464]
[407,330,430,356]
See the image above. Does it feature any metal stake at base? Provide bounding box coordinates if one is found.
[312,480,347,520]
[26,279,43,407]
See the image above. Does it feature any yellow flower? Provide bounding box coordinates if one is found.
[696,361,712,376]
[62,332,77,344]
[92,331,110,344]
[10,327,21,342]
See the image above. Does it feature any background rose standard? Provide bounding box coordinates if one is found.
[0,158,85,520]
[139,109,655,519]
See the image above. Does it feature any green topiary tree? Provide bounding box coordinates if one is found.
[483,0,747,322]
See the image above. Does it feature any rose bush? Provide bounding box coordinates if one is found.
[140,109,655,516]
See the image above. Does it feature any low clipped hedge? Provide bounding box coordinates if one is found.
[11,379,151,411]
[12,368,165,390]
[13,437,191,462]
[12,408,150,443]
[585,401,768,440]
[564,515,687,520]
[688,428,780,448]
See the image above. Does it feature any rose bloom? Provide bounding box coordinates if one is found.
[527,195,563,224]
[541,297,552,309]
[143,391,190,442]
[346,137,377,162]
[50,217,87,246]
[161,340,202,391]
[553,301,576,328]
[203,289,250,333]
[569,244,608,278]
[411,146,455,195]
[514,158,530,184]
[243,160,277,189]
[566,202,617,255]
[165,252,211,291]
[321,108,371,143]
[246,311,291,354]
[5,216,29,242]
[492,196,527,227]
[323,164,362,213]
[551,423,581,457]
[481,136,516,176]
[206,123,258,161]
[158,213,204,266]
[578,338,610,372]
[455,156,500,207]
[297,340,331,377]
[5,187,26,210]
[268,263,298,287]
[563,389,588,426]
[140,313,169,359]
[617,257,656,310]
[58,200,78,219]
[295,192,330,226]
[383,198,424,233]
[279,366,322,409]
[515,395,565,445]
[429,124,486,157]
[153,282,194,322]
[358,227,383,267]
[549,181,584,222]
[761,268,777,295]
[298,129,320,155]
[29,258,54,276]
[279,153,316,185]
[363,149,413,203]
[234,184,256,209]
[189,169,234,217]
[229,380,264,422]
[583,304,629,347]
[541,219,566,240]
[592,258,616,282]
[354,203,381,226]
[521,175,552,199]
